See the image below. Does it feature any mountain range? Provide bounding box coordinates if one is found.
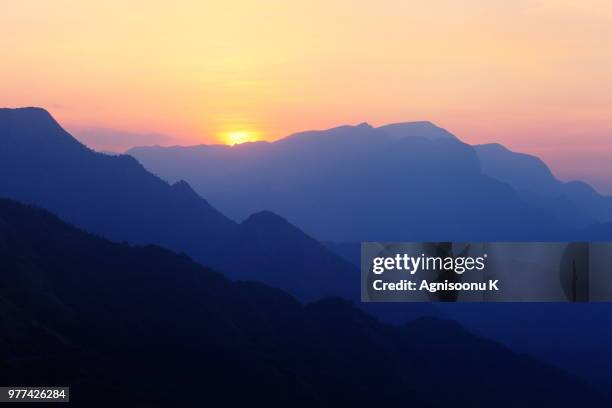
[127,117,612,389]
[0,107,233,260]
[0,197,606,407]
[3,107,612,394]
[0,107,358,304]
[128,121,612,242]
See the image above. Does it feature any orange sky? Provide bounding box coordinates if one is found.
[1,0,611,192]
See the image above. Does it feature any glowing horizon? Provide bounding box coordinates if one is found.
[1,0,611,192]
[222,130,261,145]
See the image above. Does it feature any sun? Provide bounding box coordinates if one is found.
[223,131,259,146]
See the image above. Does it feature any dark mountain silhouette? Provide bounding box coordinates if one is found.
[323,238,612,392]
[475,143,612,228]
[211,210,358,302]
[129,122,577,242]
[0,107,235,260]
[0,198,606,407]
[212,211,438,322]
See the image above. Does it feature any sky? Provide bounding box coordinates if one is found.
[1,0,611,193]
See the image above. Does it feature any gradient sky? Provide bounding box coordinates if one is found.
[1,1,611,192]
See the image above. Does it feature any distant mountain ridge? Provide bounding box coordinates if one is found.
[129,121,612,241]
[129,121,607,242]
[475,143,612,228]
[378,121,458,141]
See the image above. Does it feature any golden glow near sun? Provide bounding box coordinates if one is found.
[2,1,612,191]
[223,131,259,146]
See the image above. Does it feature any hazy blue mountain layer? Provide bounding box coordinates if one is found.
[475,143,612,228]
[129,122,612,242]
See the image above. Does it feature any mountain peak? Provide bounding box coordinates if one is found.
[0,107,85,152]
[242,210,292,229]
[214,210,359,303]
[385,120,436,127]
[172,179,196,193]
[475,142,510,152]
[0,107,60,129]
[0,106,53,117]
[0,108,236,262]
[378,121,458,141]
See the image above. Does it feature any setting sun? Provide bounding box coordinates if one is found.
[223,131,259,146]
